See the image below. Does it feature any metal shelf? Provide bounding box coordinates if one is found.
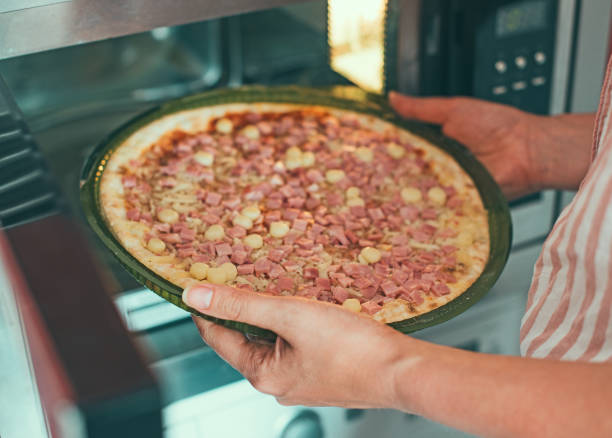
[0,0,309,59]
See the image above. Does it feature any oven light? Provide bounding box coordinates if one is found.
[328,0,387,94]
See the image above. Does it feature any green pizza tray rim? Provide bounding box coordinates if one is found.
[80,85,512,342]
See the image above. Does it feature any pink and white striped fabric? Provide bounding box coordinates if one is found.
[520,56,612,362]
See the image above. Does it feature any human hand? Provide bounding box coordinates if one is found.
[182,286,612,438]
[183,283,412,408]
[389,92,594,199]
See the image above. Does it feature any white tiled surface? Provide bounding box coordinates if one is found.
[510,190,556,246]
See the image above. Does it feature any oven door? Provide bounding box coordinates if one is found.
[0,215,163,438]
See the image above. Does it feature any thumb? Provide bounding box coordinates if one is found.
[182,283,292,333]
[389,91,457,125]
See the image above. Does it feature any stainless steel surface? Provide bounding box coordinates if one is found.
[0,0,309,59]
[0,21,222,118]
[551,0,610,115]
[394,0,421,94]
[550,0,576,114]
[509,191,556,247]
[555,0,611,211]
[569,0,611,113]
[0,0,68,14]
[0,246,48,438]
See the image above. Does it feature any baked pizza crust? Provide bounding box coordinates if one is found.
[100,103,489,323]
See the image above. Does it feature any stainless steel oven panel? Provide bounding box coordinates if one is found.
[0,248,47,438]
[567,0,612,113]
[0,0,310,60]
[509,190,556,246]
[550,0,577,115]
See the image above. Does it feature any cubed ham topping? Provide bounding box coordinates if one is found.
[118,108,477,323]
[205,192,222,206]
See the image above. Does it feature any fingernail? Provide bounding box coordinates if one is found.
[183,285,213,309]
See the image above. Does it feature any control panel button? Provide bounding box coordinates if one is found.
[492,85,508,96]
[532,76,546,87]
[512,81,528,91]
[494,60,508,74]
[515,56,527,69]
[534,51,547,65]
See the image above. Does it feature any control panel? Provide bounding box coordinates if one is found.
[415,0,558,115]
[473,0,557,114]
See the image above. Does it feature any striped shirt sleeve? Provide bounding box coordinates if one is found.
[520,56,612,362]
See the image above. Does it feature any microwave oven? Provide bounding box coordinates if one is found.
[0,1,609,437]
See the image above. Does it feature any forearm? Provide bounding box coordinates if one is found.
[391,339,612,438]
[529,112,595,192]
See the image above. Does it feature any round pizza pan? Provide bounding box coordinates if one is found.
[80,85,512,342]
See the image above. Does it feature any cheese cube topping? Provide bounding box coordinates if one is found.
[343,298,361,313]
[194,151,214,166]
[243,234,263,249]
[215,118,233,134]
[325,169,345,183]
[360,246,381,264]
[205,224,225,241]
[158,208,179,224]
[346,186,360,199]
[241,125,260,140]
[189,262,209,280]
[346,197,365,207]
[233,214,254,230]
[241,205,261,220]
[220,262,238,282]
[428,187,447,205]
[301,151,316,167]
[285,146,303,170]
[147,238,166,254]
[401,187,422,204]
[386,142,406,159]
[269,221,290,238]
[354,146,373,163]
[206,267,227,284]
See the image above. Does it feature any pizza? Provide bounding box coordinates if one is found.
[100,103,489,323]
